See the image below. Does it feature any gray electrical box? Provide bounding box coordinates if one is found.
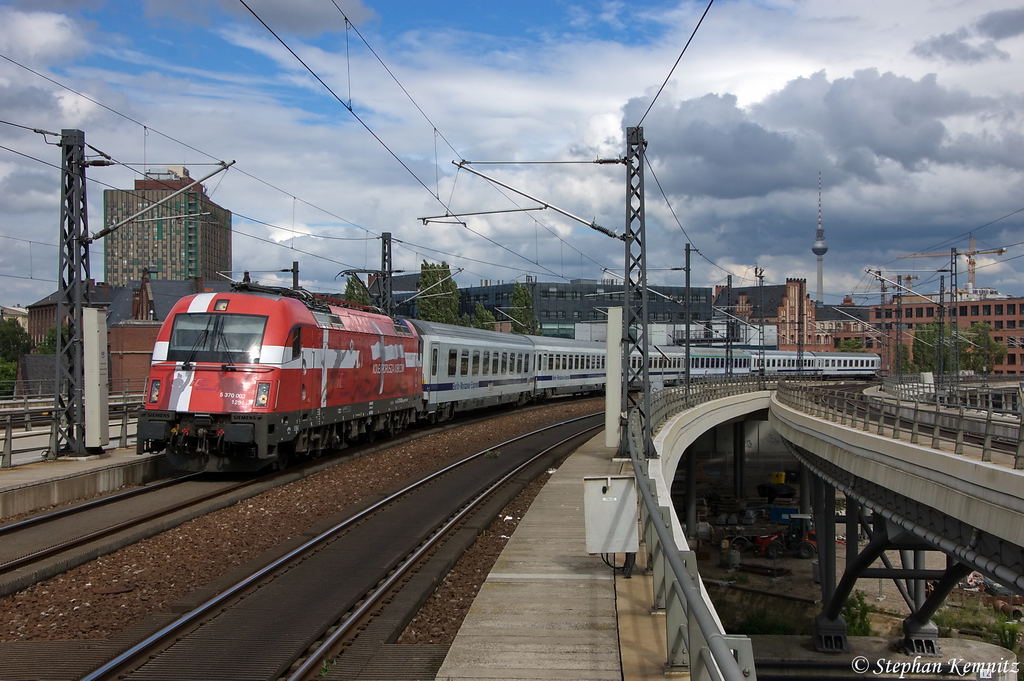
[583,475,639,554]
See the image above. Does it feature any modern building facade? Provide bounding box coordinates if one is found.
[458,278,715,339]
[103,167,232,286]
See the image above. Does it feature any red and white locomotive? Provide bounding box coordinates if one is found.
[137,285,422,472]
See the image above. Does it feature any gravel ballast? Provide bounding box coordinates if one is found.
[0,400,602,643]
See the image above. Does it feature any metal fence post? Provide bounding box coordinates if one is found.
[119,391,129,448]
[1016,411,1024,470]
[982,404,994,462]
[1,415,11,468]
[892,396,902,440]
[955,405,965,456]
[910,400,920,445]
[931,400,943,450]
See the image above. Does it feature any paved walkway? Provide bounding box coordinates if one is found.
[435,433,671,680]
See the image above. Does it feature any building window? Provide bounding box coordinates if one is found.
[971,305,979,316]
[1009,320,1017,329]
[1009,354,1017,366]
[995,321,1004,330]
[916,307,924,318]
[885,309,893,319]
[996,305,1004,315]
[1008,304,1016,315]
[926,307,933,317]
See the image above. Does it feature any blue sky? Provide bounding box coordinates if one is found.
[1,0,1024,310]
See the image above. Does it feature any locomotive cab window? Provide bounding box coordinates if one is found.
[289,326,302,361]
[167,313,268,365]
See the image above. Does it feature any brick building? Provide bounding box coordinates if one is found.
[867,289,1024,375]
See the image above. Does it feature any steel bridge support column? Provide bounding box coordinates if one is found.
[900,559,972,656]
[798,462,811,515]
[732,421,745,501]
[811,473,846,652]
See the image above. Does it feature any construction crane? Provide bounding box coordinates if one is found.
[898,235,1006,289]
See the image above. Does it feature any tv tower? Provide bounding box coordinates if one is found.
[811,172,828,304]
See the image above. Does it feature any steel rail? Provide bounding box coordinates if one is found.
[80,413,602,681]
[0,473,200,536]
[0,474,270,576]
[286,416,602,680]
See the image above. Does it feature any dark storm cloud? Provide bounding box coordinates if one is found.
[625,92,825,199]
[976,6,1024,40]
[0,84,64,119]
[628,69,1012,200]
[911,29,1009,64]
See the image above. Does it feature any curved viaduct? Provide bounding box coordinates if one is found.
[649,387,1024,654]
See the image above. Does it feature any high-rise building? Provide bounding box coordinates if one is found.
[103,167,231,286]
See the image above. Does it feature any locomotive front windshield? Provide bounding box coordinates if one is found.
[167,313,268,365]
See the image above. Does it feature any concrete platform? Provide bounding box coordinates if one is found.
[0,448,170,519]
[434,433,671,681]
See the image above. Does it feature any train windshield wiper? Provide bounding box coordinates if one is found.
[181,323,213,370]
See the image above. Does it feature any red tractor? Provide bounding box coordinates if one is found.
[753,513,817,559]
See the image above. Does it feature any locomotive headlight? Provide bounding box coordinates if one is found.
[254,382,271,408]
[148,379,161,404]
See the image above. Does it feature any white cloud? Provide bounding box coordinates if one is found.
[0,7,92,64]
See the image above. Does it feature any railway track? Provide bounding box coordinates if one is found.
[0,398,596,603]
[79,414,602,681]
[0,471,292,599]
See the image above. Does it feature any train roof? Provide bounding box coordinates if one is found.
[405,319,536,347]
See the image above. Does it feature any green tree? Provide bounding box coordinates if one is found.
[471,302,497,330]
[36,325,69,355]
[342,276,370,306]
[960,322,1007,374]
[0,359,15,397]
[509,281,537,335]
[417,261,462,324]
[836,338,865,353]
[911,323,966,373]
[0,318,32,363]
[841,591,874,636]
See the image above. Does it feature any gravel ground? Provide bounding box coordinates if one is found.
[0,399,602,643]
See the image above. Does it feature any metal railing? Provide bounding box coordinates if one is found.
[777,382,1024,469]
[626,375,769,681]
[1,391,144,468]
[0,378,147,400]
[882,373,1022,415]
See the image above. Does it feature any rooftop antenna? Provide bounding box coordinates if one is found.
[812,172,828,305]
